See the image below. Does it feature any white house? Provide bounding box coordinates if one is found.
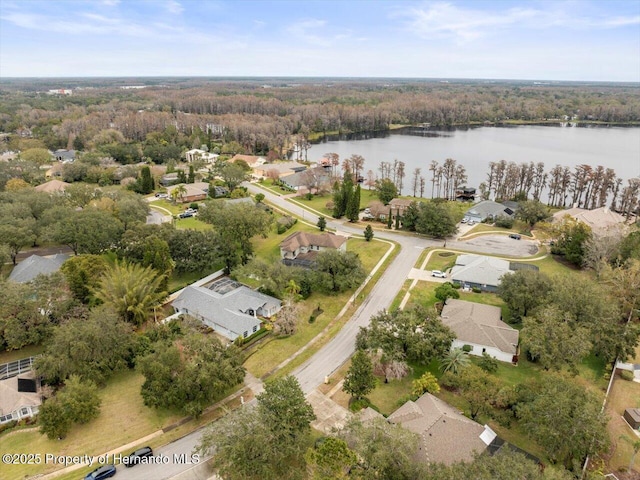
[440,299,519,363]
[172,277,281,341]
[185,149,219,164]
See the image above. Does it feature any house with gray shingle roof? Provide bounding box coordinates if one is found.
[464,200,514,223]
[440,299,519,363]
[387,393,497,465]
[171,280,281,341]
[450,254,513,292]
[8,254,70,284]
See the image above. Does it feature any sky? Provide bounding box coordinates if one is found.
[0,0,639,81]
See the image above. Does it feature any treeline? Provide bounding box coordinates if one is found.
[1,80,639,158]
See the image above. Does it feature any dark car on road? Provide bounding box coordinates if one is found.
[124,446,154,467]
[85,464,116,480]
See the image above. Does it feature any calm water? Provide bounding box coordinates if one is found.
[307,125,640,195]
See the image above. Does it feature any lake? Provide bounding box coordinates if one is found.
[306,125,640,196]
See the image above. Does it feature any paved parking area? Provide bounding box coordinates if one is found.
[453,234,539,257]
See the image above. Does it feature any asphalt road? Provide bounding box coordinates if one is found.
[112,430,206,480]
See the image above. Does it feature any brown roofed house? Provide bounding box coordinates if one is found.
[34,179,69,193]
[280,231,347,267]
[387,393,497,465]
[441,298,519,363]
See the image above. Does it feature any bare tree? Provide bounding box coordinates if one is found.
[411,168,421,197]
[325,152,340,179]
[419,176,425,198]
[428,160,438,199]
[395,160,406,195]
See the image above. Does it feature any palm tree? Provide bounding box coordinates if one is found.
[96,261,167,326]
[175,184,187,203]
[440,348,471,374]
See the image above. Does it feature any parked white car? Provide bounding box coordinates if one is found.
[431,270,447,278]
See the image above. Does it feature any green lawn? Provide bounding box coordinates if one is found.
[0,370,183,479]
[175,216,211,231]
[295,189,378,217]
[425,251,457,272]
[0,344,45,364]
[168,269,222,293]
[149,199,182,215]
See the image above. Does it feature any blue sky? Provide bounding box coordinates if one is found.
[1,0,639,81]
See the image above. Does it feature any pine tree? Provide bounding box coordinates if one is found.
[347,185,361,222]
[364,224,374,241]
[343,350,375,400]
[187,165,195,184]
[340,174,354,217]
[387,208,393,229]
[317,216,327,231]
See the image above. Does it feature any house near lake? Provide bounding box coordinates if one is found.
[440,299,519,363]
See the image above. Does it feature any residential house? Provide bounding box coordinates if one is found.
[52,149,76,162]
[254,161,307,180]
[160,173,180,187]
[166,182,209,203]
[450,254,513,292]
[279,166,332,192]
[172,277,281,341]
[464,200,515,223]
[8,254,70,284]
[456,187,477,202]
[185,149,219,164]
[34,179,70,194]
[0,367,41,425]
[388,198,415,219]
[440,299,519,363]
[229,154,267,169]
[387,393,497,465]
[552,206,628,234]
[280,231,347,267]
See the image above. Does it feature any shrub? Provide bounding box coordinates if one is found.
[477,352,499,373]
[412,372,440,396]
[349,397,371,412]
[472,287,482,293]
[452,282,461,289]
[189,202,199,210]
[462,344,473,352]
[620,370,634,381]
[495,217,514,228]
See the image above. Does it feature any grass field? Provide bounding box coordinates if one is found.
[424,251,457,272]
[605,374,640,474]
[294,189,378,217]
[174,216,211,231]
[0,370,183,479]
[0,344,45,364]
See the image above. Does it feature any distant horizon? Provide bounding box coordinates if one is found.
[1,1,638,81]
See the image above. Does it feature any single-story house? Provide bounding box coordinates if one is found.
[464,200,515,223]
[254,161,307,179]
[185,149,219,164]
[388,198,415,219]
[280,232,347,267]
[0,371,41,425]
[166,182,209,203]
[34,179,70,194]
[279,166,332,192]
[450,254,513,292]
[172,277,281,341]
[387,393,497,465]
[211,185,229,197]
[623,408,640,430]
[52,149,76,162]
[229,154,267,168]
[552,206,627,234]
[440,299,519,363]
[8,254,70,284]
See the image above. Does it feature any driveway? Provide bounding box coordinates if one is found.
[452,234,539,257]
[146,209,172,225]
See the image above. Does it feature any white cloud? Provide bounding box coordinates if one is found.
[165,0,184,15]
[101,0,120,6]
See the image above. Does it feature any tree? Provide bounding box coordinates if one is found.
[35,307,134,385]
[198,201,273,272]
[497,269,552,322]
[114,195,149,230]
[221,162,248,190]
[5,178,31,191]
[20,147,51,166]
[516,199,550,227]
[337,417,426,480]
[415,201,457,238]
[363,224,374,241]
[315,250,365,294]
[551,216,592,266]
[346,184,361,222]
[254,192,265,204]
[374,178,397,204]
[434,282,459,303]
[516,375,609,470]
[197,375,315,480]
[317,216,327,232]
[357,306,455,365]
[49,208,123,255]
[39,395,73,440]
[412,371,440,396]
[95,261,167,325]
[138,334,245,417]
[60,254,108,304]
[440,347,471,374]
[522,305,592,372]
[133,166,155,194]
[274,303,301,336]
[386,208,393,229]
[343,350,376,400]
[305,437,358,480]
[257,376,316,446]
[448,364,499,420]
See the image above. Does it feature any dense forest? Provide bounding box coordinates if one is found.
[1,78,639,158]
